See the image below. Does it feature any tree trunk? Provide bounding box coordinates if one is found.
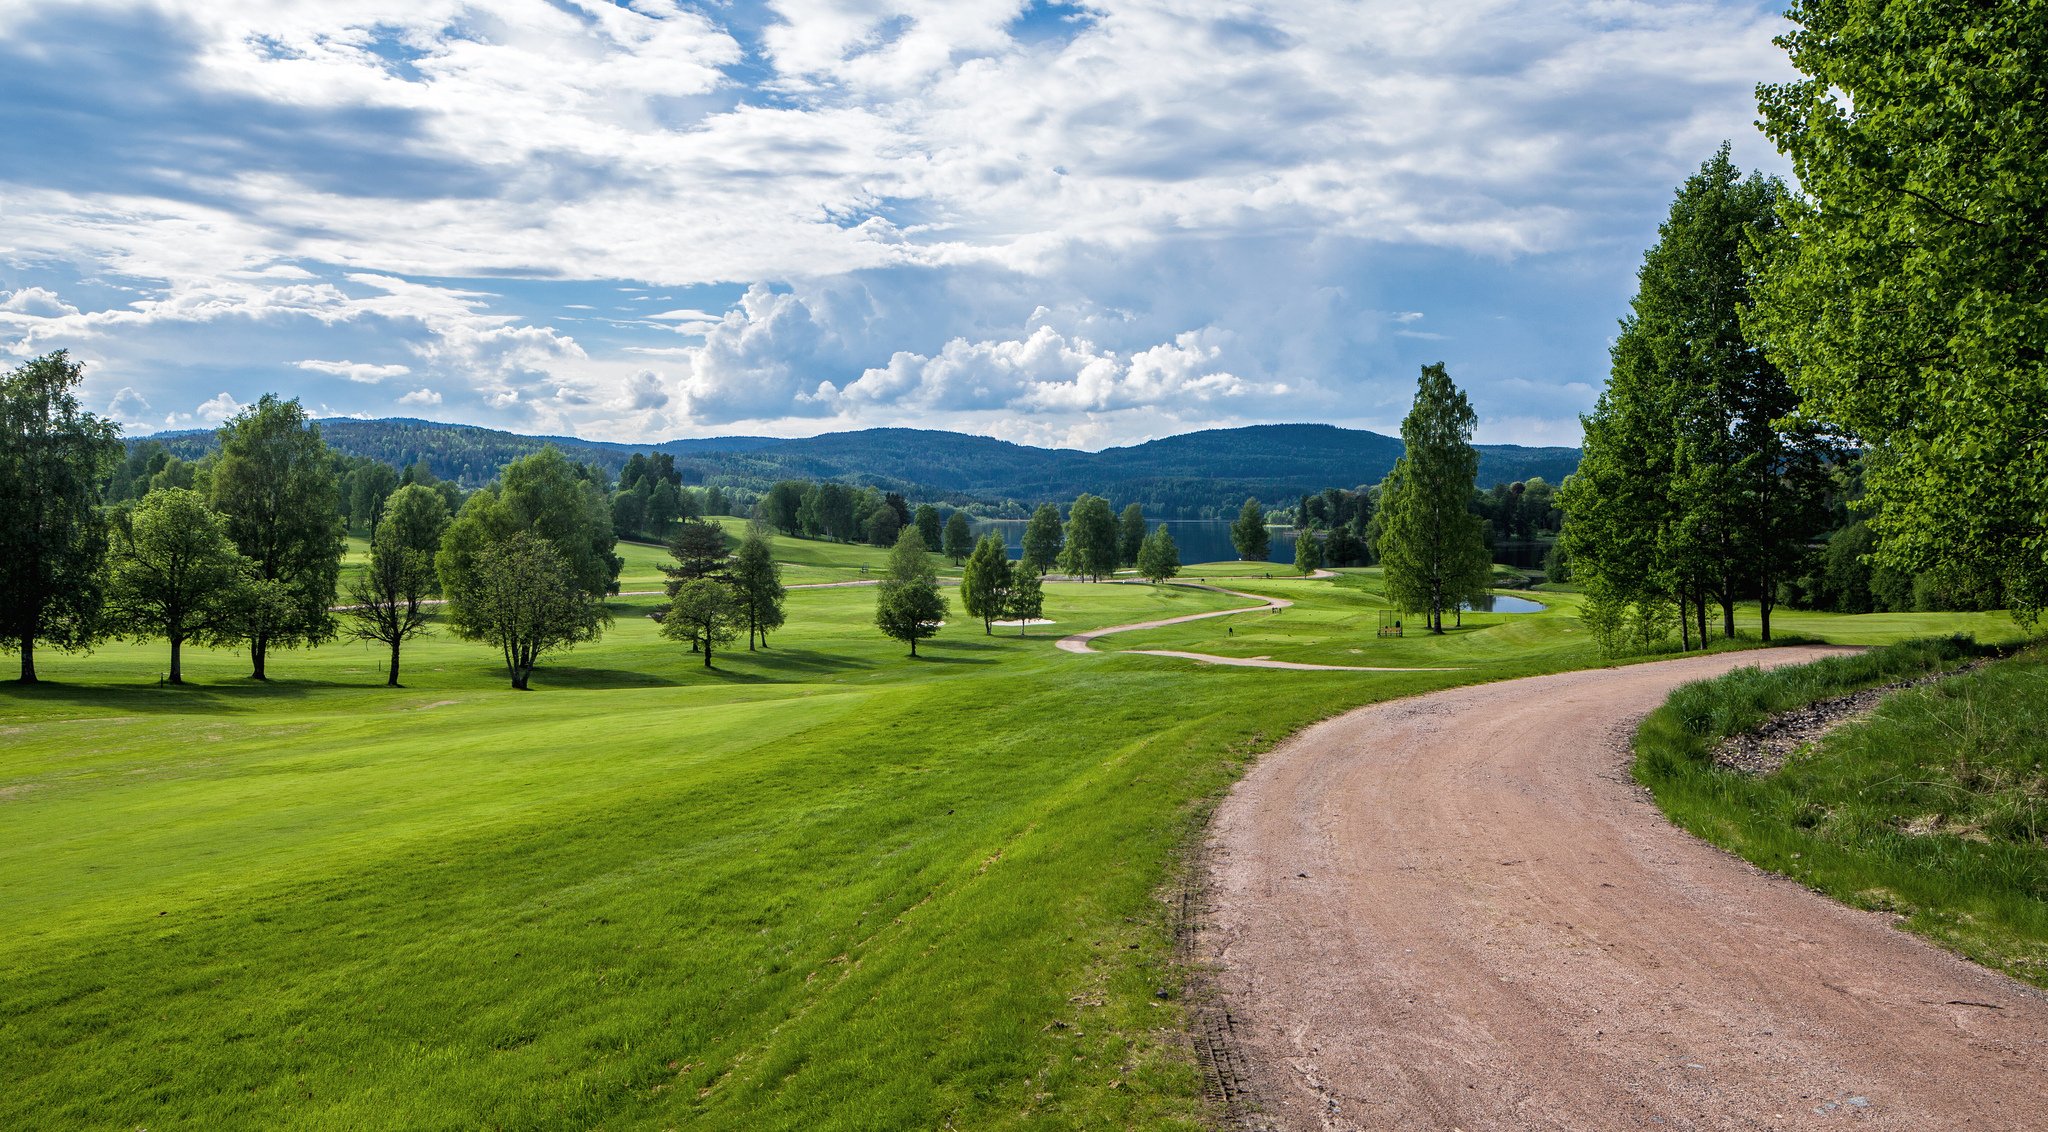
[1678,583,1693,651]
[388,640,402,687]
[251,633,268,681]
[1721,596,1736,640]
[510,665,529,690]
[19,634,35,683]
[1759,596,1774,644]
[909,636,918,657]
[702,635,713,668]
[1696,592,1708,646]
[169,636,184,685]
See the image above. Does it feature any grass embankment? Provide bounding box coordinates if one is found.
[0,547,2016,1130]
[1634,639,2048,988]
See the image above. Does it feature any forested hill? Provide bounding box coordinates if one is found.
[138,418,1580,517]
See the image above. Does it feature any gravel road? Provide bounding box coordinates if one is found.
[1199,647,2048,1130]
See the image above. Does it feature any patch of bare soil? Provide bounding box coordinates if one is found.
[1198,648,2048,1130]
[1710,662,1983,775]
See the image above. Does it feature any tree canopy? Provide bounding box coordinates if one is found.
[1229,498,1269,562]
[875,527,946,656]
[345,484,449,688]
[1060,494,1119,580]
[449,531,606,690]
[104,488,254,685]
[1376,364,1491,633]
[961,533,1016,634]
[1021,502,1064,575]
[1136,523,1181,584]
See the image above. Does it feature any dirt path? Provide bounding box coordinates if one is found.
[1056,579,1455,672]
[1199,647,2048,1130]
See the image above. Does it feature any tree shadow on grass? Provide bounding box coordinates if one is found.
[0,676,368,714]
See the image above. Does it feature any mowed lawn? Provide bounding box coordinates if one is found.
[0,555,2017,1130]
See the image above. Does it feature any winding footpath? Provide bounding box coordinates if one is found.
[1198,647,2048,1130]
[1055,577,1460,672]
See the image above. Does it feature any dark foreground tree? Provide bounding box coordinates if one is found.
[661,577,743,667]
[1,352,122,682]
[1753,4,2047,625]
[1229,498,1270,561]
[345,485,449,687]
[961,532,1016,634]
[1021,502,1064,575]
[876,527,947,656]
[210,395,345,679]
[104,488,253,685]
[448,532,605,689]
[729,529,786,649]
[1136,523,1181,584]
[1377,364,1492,633]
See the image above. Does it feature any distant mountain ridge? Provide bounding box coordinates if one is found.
[137,418,1581,518]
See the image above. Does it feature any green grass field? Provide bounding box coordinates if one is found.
[0,556,2022,1129]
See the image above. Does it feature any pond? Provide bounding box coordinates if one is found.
[1466,594,1546,614]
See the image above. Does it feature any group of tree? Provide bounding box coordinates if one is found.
[1558,147,1836,654]
[757,479,921,549]
[653,518,787,667]
[608,451,731,541]
[1007,495,1186,581]
[960,534,1045,636]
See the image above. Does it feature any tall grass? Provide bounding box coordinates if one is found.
[1634,637,2048,987]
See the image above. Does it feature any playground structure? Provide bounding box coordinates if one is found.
[1377,609,1403,638]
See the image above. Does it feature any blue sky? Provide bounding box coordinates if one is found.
[0,0,1795,448]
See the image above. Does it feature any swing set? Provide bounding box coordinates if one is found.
[1377,609,1403,638]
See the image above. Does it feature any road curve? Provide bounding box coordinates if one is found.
[1200,647,2048,1130]
[1056,579,1457,672]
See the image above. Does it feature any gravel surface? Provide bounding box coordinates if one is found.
[1199,648,2048,1130]
[1710,664,1981,775]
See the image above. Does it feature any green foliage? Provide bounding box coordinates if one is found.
[942,510,974,564]
[960,533,1015,634]
[346,460,400,534]
[448,531,606,689]
[1021,502,1063,575]
[875,528,947,655]
[1117,503,1146,568]
[914,504,942,550]
[345,485,449,687]
[1562,147,1834,650]
[440,448,620,606]
[1752,3,2048,626]
[1227,497,1269,561]
[662,519,732,591]
[1059,494,1119,580]
[0,352,123,681]
[729,529,787,649]
[1376,365,1491,633]
[1635,640,2048,984]
[1004,567,1044,633]
[1136,524,1181,585]
[661,578,745,667]
[209,394,346,677]
[102,488,254,684]
[1291,530,1322,576]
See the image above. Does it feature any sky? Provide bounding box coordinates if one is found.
[0,0,1797,449]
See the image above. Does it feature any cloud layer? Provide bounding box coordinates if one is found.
[0,0,1794,447]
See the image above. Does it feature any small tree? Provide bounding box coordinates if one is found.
[345,484,448,687]
[448,532,605,689]
[876,527,947,656]
[961,533,1016,634]
[1059,493,1119,580]
[1136,524,1181,584]
[662,577,743,668]
[1,351,123,682]
[1021,502,1063,575]
[942,510,975,564]
[1117,503,1146,568]
[1229,498,1270,561]
[665,519,730,584]
[103,488,254,685]
[1292,531,1323,576]
[914,503,943,550]
[1004,568,1044,635]
[729,529,786,649]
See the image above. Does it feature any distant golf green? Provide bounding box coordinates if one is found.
[0,549,2017,1129]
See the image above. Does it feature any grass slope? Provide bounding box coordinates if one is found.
[1634,640,2048,988]
[0,567,2014,1129]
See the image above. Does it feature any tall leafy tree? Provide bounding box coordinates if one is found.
[661,578,743,668]
[1228,498,1270,561]
[439,447,620,606]
[1292,530,1323,576]
[1376,364,1491,633]
[210,395,346,679]
[1752,4,2047,626]
[345,484,449,687]
[449,531,605,690]
[347,461,400,534]
[104,488,254,685]
[960,533,1016,634]
[914,504,943,550]
[1,352,122,682]
[1137,523,1181,584]
[1004,568,1044,635]
[875,527,947,656]
[729,528,786,649]
[942,510,975,564]
[1059,494,1119,580]
[1117,503,1147,567]
[1021,502,1064,575]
